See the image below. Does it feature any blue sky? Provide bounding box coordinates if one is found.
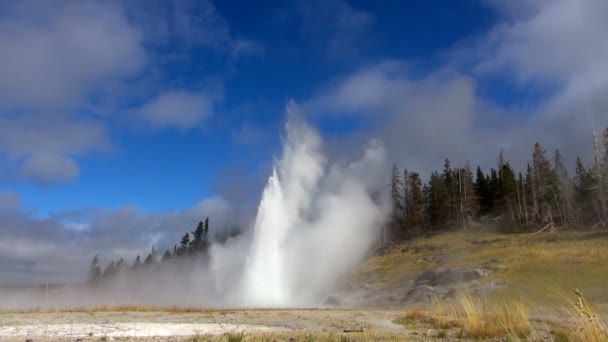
[0,0,501,216]
[1,0,607,284]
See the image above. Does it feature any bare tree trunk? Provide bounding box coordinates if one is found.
[553,190,564,226]
[516,179,523,224]
[532,169,540,222]
[507,200,516,230]
[522,180,529,224]
[593,120,608,224]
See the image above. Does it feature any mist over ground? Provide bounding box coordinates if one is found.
[0,104,389,310]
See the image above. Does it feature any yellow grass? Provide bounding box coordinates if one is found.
[548,289,608,342]
[189,330,410,341]
[358,227,608,304]
[395,295,531,340]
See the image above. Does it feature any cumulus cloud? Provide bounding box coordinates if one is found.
[0,1,145,111]
[135,90,220,129]
[303,0,608,175]
[18,153,79,185]
[305,58,602,177]
[0,0,259,183]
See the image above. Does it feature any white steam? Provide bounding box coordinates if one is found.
[0,103,388,310]
[233,103,387,307]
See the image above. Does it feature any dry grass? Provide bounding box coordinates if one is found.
[395,295,532,339]
[185,330,409,341]
[455,294,532,339]
[358,227,608,303]
[547,289,608,342]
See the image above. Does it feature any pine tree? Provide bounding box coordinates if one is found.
[116,258,127,274]
[443,159,456,222]
[144,245,157,265]
[532,142,559,223]
[132,255,141,270]
[390,164,405,231]
[428,171,449,226]
[475,166,491,214]
[500,162,518,229]
[178,233,190,255]
[89,255,101,284]
[555,149,573,225]
[190,221,206,253]
[405,171,425,229]
[103,261,117,278]
[574,157,595,224]
[460,162,477,224]
[161,250,172,263]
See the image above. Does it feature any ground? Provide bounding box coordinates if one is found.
[2,223,608,341]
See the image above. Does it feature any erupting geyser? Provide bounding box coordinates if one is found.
[239,102,388,307]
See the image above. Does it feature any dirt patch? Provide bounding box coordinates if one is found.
[0,309,409,340]
[0,322,282,338]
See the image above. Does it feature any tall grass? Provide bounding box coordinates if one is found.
[457,294,532,339]
[549,289,608,342]
[396,295,532,340]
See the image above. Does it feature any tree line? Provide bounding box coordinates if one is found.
[89,218,212,285]
[387,127,608,240]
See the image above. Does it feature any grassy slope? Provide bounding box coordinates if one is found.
[357,224,608,340]
[357,224,608,305]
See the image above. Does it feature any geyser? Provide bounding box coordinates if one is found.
[238,103,388,307]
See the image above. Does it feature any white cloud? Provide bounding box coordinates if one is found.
[0,0,257,183]
[135,90,219,129]
[19,153,79,185]
[0,191,21,213]
[304,58,603,177]
[303,0,608,174]
[0,116,109,158]
[0,1,145,111]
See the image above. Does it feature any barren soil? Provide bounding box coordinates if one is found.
[0,309,410,341]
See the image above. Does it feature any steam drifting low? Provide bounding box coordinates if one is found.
[1,103,388,309]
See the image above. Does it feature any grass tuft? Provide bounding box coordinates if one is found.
[548,289,608,342]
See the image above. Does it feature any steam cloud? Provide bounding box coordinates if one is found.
[214,102,388,307]
[1,103,388,309]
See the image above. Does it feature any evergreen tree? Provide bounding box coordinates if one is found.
[144,245,157,265]
[475,166,491,214]
[428,171,449,226]
[89,255,101,284]
[574,157,595,224]
[405,172,425,229]
[442,159,456,221]
[161,250,172,263]
[555,149,573,225]
[116,258,127,274]
[178,233,190,255]
[500,162,518,229]
[390,164,405,231]
[459,162,477,223]
[103,261,117,278]
[190,221,206,253]
[132,255,141,270]
[532,142,559,223]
